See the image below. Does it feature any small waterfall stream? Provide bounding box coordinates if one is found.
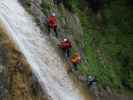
[0,0,91,100]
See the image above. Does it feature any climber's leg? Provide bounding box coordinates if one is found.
[53,25,58,38]
[48,25,51,35]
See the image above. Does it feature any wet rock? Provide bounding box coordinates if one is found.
[0,65,8,100]
[16,0,133,100]
[90,85,133,100]
[0,27,50,99]
[19,0,47,32]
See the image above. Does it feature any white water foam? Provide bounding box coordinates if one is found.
[0,0,86,100]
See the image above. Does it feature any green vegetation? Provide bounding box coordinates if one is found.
[22,0,133,92]
[66,0,133,91]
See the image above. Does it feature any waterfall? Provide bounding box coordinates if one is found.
[0,0,89,100]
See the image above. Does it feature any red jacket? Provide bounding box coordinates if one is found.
[48,16,57,28]
[59,41,72,50]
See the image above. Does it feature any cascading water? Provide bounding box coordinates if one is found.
[0,0,90,100]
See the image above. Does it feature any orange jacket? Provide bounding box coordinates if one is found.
[71,53,81,64]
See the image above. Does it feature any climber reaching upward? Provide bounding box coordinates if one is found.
[47,13,58,37]
[58,38,72,59]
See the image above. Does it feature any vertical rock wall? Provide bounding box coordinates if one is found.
[0,26,50,100]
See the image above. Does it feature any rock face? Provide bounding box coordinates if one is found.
[19,0,48,32]
[0,0,132,100]
[0,27,49,100]
[19,0,84,43]
[18,0,133,100]
[89,85,133,100]
[0,64,8,100]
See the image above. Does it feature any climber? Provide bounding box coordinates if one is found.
[47,13,58,37]
[78,74,97,86]
[58,38,72,59]
[70,52,81,71]
[87,75,97,86]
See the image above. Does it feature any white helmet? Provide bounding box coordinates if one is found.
[64,38,68,42]
[52,13,56,16]
[88,75,92,79]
